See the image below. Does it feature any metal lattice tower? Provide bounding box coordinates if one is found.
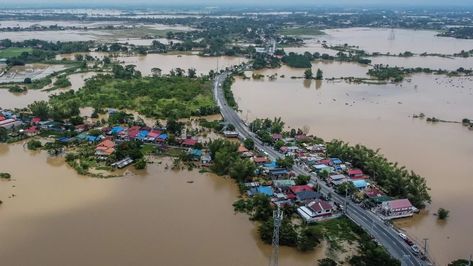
[269,206,283,266]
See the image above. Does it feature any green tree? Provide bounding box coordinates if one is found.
[297,226,322,251]
[243,138,255,150]
[28,100,50,120]
[304,68,313,79]
[27,139,42,150]
[277,156,294,169]
[316,69,323,80]
[188,68,197,78]
[134,159,147,170]
[0,173,11,180]
[274,140,285,150]
[336,181,357,195]
[448,259,470,266]
[437,208,449,220]
[295,175,311,185]
[229,158,256,182]
[318,258,337,266]
[0,127,8,142]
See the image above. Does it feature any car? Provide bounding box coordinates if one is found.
[404,238,414,246]
[411,244,420,254]
[398,232,408,240]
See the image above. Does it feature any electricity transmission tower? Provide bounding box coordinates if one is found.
[269,206,283,266]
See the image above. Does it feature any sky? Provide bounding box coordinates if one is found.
[1,0,472,8]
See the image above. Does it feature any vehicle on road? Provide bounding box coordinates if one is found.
[411,245,420,254]
[398,232,408,240]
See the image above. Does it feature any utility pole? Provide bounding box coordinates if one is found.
[423,238,428,257]
[344,186,349,214]
[269,206,283,266]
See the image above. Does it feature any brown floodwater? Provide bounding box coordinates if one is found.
[0,72,97,109]
[0,143,325,266]
[117,54,247,76]
[232,63,473,265]
[311,28,473,54]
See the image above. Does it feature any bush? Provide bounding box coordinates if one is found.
[437,208,449,220]
[65,153,77,162]
[27,139,42,150]
[0,172,11,180]
[134,159,147,170]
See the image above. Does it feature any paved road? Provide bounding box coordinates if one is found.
[214,73,428,266]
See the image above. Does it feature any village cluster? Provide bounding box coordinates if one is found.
[238,131,418,224]
[1,107,417,223]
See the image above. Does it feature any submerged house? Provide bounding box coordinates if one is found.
[380,199,415,220]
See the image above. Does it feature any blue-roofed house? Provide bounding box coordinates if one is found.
[352,179,368,189]
[331,158,343,165]
[137,130,149,140]
[111,126,124,134]
[269,168,289,179]
[263,161,277,169]
[248,186,274,197]
[58,137,71,143]
[87,135,100,143]
[157,133,168,142]
[188,148,203,160]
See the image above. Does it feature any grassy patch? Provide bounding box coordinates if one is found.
[141,143,156,155]
[279,27,325,36]
[0,47,33,58]
[310,217,360,251]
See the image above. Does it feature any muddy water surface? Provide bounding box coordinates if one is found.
[0,143,325,266]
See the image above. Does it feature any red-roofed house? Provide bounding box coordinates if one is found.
[128,126,141,139]
[182,138,198,147]
[26,126,39,136]
[31,117,41,124]
[348,169,367,179]
[272,133,282,141]
[381,199,414,219]
[238,145,249,153]
[289,185,313,194]
[365,186,384,198]
[145,130,161,141]
[297,199,333,222]
[253,156,268,164]
[96,139,116,157]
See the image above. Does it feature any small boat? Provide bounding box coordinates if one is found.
[187,180,194,184]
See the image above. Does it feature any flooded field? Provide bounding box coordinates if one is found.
[0,71,97,109]
[0,143,324,266]
[309,28,473,55]
[117,54,247,76]
[232,65,473,265]
[0,24,193,42]
[0,64,66,84]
